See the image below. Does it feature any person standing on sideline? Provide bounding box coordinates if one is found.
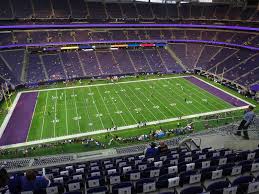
[235,105,255,139]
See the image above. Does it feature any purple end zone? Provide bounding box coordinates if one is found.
[0,92,38,146]
[184,76,248,107]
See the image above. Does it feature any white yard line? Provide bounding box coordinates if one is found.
[193,76,254,106]
[95,86,116,126]
[53,90,58,137]
[21,75,191,93]
[102,84,128,126]
[40,92,48,139]
[166,79,212,113]
[134,82,168,118]
[0,105,248,149]
[19,75,253,108]
[117,84,148,122]
[0,92,21,138]
[73,89,81,133]
[64,90,69,135]
[83,97,93,131]
[0,75,254,148]
[123,84,160,120]
[158,79,197,114]
[140,81,184,117]
[110,85,138,123]
[181,79,230,110]
[26,92,39,141]
[88,87,105,129]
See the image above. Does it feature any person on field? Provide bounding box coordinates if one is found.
[235,105,255,140]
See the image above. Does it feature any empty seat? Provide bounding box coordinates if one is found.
[112,182,133,194]
[180,185,203,194]
[87,186,108,194]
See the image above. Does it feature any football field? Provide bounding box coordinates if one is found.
[27,76,235,141]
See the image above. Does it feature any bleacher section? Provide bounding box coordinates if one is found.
[0,39,258,88]
[0,118,258,194]
[0,1,258,24]
[1,29,259,47]
[0,1,258,88]
[4,143,259,194]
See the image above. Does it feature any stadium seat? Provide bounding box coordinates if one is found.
[206,180,230,194]
[135,178,156,193]
[112,182,134,194]
[231,175,255,193]
[87,186,108,194]
[65,179,85,193]
[86,176,105,188]
[179,185,204,194]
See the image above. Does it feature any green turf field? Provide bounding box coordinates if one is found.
[27,76,234,141]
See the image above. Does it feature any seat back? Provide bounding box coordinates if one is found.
[68,182,81,192]
[247,181,259,193]
[21,191,33,194]
[130,172,140,181]
[168,177,180,188]
[46,186,59,194]
[143,182,156,193]
[88,178,100,188]
[54,177,64,184]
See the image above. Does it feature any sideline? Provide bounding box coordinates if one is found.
[0,93,21,138]
[0,105,248,149]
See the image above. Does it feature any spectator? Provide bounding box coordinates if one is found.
[157,141,169,155]
[0,167,9,193]
[144,142,157,157]
[20,170,50,192]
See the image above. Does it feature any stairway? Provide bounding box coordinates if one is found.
[165,45,187,71]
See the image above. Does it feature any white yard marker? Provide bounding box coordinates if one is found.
[149,82,183,116]
[88,87,105,129]
[110,85,138,123]
[180,79,227,110]
[123,84,159,120]
[117,84,148,122]
[102,85,128,126]
[164,80,199,114]
[82,94,93,130]
[22,75,191,93]
[26,92,39,142]
[64,90,69,135]
[194,76,253,106]
[160,79,204,115]
[40,92,49,139]
[138,81,176,118]
[2,105,248,150]
[72,89,81,133]
[96,86,116,125]
[53,90,58,137]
